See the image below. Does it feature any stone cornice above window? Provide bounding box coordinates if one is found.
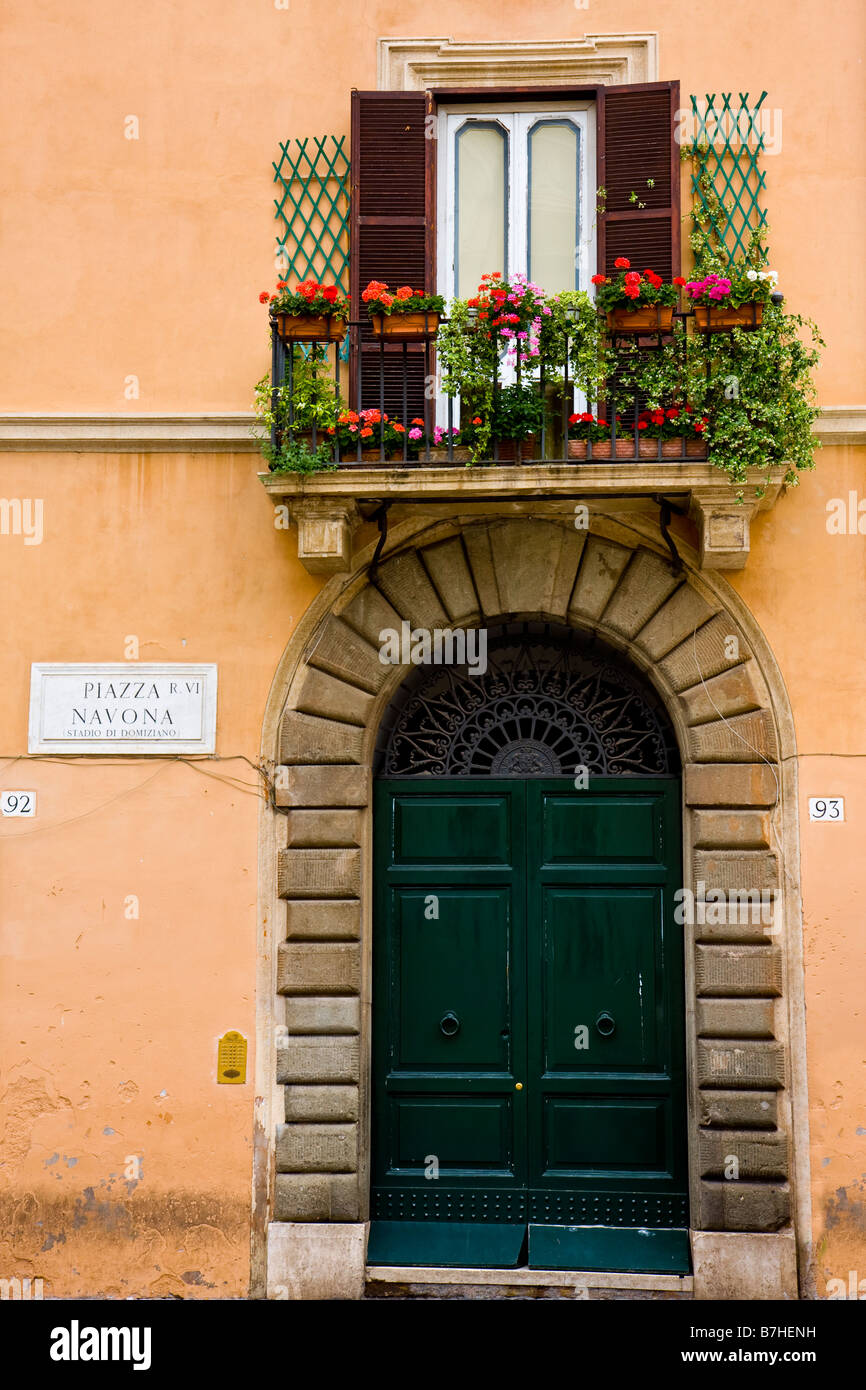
[377,34,659,91]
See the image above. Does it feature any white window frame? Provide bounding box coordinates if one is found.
[435,99,596,426]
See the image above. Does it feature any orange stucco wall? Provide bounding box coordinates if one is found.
[1,0,865,1298]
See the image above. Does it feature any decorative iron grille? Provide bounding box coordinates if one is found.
[378,627,678,778]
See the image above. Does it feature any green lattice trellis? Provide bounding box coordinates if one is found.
[273,135,350,356]
[688,92,769,265]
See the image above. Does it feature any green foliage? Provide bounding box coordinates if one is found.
[267,436,339,475]
[491,384,545,443]
[684,306,824,491]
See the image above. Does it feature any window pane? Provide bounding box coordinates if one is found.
[528,121,579,293]
[456,123,507,298]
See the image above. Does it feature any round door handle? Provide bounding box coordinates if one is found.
[439,1011,460,1037]
[595,1011,616,1037]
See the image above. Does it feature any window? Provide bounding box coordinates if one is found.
[437,102,596,303]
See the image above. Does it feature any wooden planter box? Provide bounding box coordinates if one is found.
[694,303,764,331]
[273,313,347,343]
[369,312,441,339]
[606,305,674,334]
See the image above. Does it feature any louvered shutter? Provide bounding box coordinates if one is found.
[597,82,681,280]
[350,91,432,419]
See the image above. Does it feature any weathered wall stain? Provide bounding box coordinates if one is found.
[0,1190,248,1299]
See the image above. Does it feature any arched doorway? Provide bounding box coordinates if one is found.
[259,518,809,1301]
[369,625,688,1272]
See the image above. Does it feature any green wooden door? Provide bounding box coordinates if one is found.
[369,778,688,1272]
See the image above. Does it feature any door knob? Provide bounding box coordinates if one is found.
[439,1011,460,1037]
[595,1011,616,1037]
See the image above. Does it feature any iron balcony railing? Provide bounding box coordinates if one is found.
[268,314,708,467]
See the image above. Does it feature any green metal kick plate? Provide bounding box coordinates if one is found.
[528,1224,690,1274]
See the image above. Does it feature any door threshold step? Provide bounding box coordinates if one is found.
[366,1265,693,1293]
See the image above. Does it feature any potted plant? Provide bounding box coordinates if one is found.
[686,267,778,332]
[636,406,709,457]
[593,259,683,333]
[361,281,444,338]
[684,301,823,494]
[424,424,474,464]
[263,279,350,342]
[490,383,545,461]
[330,408,408,462]
[567,412,633,459]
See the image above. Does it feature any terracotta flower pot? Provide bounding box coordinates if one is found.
[359,447,403,463]
[427,445,473,463]
[369,312,441,339]
[568,440,587,459]
[606,305,674,334]
[272,313,347,342]
[661,436,707,458]
[694,303,764,332]
[495,435,538,462]
[588,437,637,459]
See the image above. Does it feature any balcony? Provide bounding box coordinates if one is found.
[259,316,784,574]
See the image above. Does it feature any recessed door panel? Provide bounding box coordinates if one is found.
[540,792,664,866]
[542,888,662,1071]
[543,1097,670,1174]
[395,889,513,1070]
[392,1097,515,1173]
[393,794,512,865]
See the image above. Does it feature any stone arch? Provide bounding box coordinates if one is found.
[258,513,810,1299]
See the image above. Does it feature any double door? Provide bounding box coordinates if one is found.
[369,778,688,1272]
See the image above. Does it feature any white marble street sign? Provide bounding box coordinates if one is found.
[28,664,218,754]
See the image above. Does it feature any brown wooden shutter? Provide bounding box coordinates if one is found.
[597,82,681,280]
[350,91,433,418]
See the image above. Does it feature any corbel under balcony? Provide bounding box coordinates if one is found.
[260,463,784,575]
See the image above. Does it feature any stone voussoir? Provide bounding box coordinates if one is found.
[306,615,390,693]
[375,550,450,630]
[658,614,751,693]
[601,549,680,640]
[568,535,632,622]
[280,711,364,766]
[420,536,481,627]
[634,582,717,662]
[688,709,778,763]
[679,661,768,727]
[291,665,374,727]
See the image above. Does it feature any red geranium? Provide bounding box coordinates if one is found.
[614,257,631,269]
